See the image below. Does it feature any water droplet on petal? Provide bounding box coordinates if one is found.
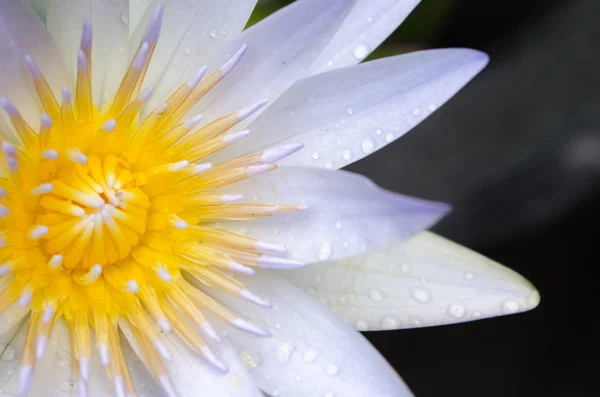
[209,29,218,38]
[303,348,318,364]
[325,161,334,170]
[239,350,263,371]
[325,364,339,376]
[465,272,474,280]
[447,302,467,319]
[361,137,375,154]
[375,128,383,135]
[353,44,370,60]
[346,107,355,115]
[413,107,422,116]
[411,287,431,303]
[354,320,370,331]
[312,152,320,160]
[275,342,296,365]
[318,242,333,261]
[380,315,400,330]
[342,148,353,161]
[335,221,342,230]
[368,288,385,302]
[384,132,394,143]
[501,300,520,314]
[184,47,191,55]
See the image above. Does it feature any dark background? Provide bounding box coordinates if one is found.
[253,1,599,395]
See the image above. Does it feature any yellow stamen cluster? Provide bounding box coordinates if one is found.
[0,6,304,396]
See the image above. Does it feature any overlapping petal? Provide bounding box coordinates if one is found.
[45,0,130,106]
[0,0,66,130]
[210,271,413,397]
[133,0,257,110]
[120,322,263,397]
[213,48,488,168]
[219,167,449,264]
[311,0,421,74]
[282,231,540,331]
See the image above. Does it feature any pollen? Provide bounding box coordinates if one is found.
[0,6,304,396]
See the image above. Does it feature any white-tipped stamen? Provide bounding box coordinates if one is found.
[79,357,90,381]
[0,97,18,116]
[154,341,171,361]
[231,318,271,337]
[138,85,154,102]
[101,118,117,133]
[0,265,9,277]
[158,317,171,333]
[78,378,88,397]
[220,43,248,75]
[18,288,33,306]
[30,183,53,196]
[40,113,53,129]
[42,305,56,323]
[80,20,93,52]
[201,322,221,343]
[261,143,305,164]
[18,365,33,395]
[187,66,208,89]
[0,205,10,219]
[5,157,18,172]
[240,289,271,308]
[247,164,273,177]
[156,268,172,282]
[48,254,63,271]
[126,280,139,293]
[29,225,49,239]
[142,5,164,45]
[173,219,188,230]
[62,86,72,104]
[200,346,228,373]
[156,102,168,114]
[256,241,287,254]
[236,99,269,120]
[171,160,189,171]
[255,255,306,269]
[184,114,203,129]
[221,194,244,203]
[36,336,48,359]
[2,141,17,156]
[24,55,42,80]
[99,344,110,366]
[132,43,150,70]
[42,149,59,160]
[228,261,254,275]
[159,376,178,397]
[224,129,251,143]
[67,148,88,164]
[81,264,103,284]
[113,376,126,397]
[194,163,212,174]
[0,187,5,198]
[77,50,88,72]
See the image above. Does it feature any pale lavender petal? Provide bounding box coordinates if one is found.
[220,167,449,264]
[282,232,540,331]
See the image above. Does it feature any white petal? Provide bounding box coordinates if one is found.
[120,321,263,397]
[193,0,354,128]
[134,0,257,110]
[46,0,130,106]
[311,0,421,74]
[0,304,28,336]
[0,1,67,129]
[210,271,413,397]
[282,231,540,331]
[130,0,152,34]
[212,48,487,168]
[220,167,449,264]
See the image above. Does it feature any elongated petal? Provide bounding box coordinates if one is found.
[209,271,413,397]
[212,49,488,168]
[282,231,540,331]
[0,0,67,128]
[311,0,421,74]
[120,322,263,397]
[0,304,28,336]
[130,0,152,33]
[220,167,449,263]
[135,0,257,109]
[193,0,353,126]
[46,0,130,106]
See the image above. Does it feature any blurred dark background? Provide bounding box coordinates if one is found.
[253,0,599,395]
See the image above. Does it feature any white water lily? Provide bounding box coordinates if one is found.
[0,0,540,396]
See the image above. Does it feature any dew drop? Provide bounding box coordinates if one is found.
[209,29,218,38]
[342,148,353,161]
[335,221,342,230]
[60,381,76,392]
[183,47,191,55]
[312,152,320,160]
[384,132,394,142]
[447,302,467,319]
[118,46,125,53]
[367,16,373,23]
[275,342,296,365]
[352,44,370,60]
[501,300,520,314]
[346,107,355,115]
[465,272,474,280]
[411,287,431,303]
[428,103,438,112]
[318,243,333,261]
[354,320,370,331]
[239,350,263,371]
[400,263,411,273]
[327,60,334,68]
[380,315,400,330]
[120,12,128,25]
[325,364,339,376]
[325,161,334,170]
[368,288,385,302]
[361,137,375,154]
[375,128,383,135]
[303,348,318,364]
[413,107,422,116]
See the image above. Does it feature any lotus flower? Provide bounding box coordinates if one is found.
[0,0,540,396]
